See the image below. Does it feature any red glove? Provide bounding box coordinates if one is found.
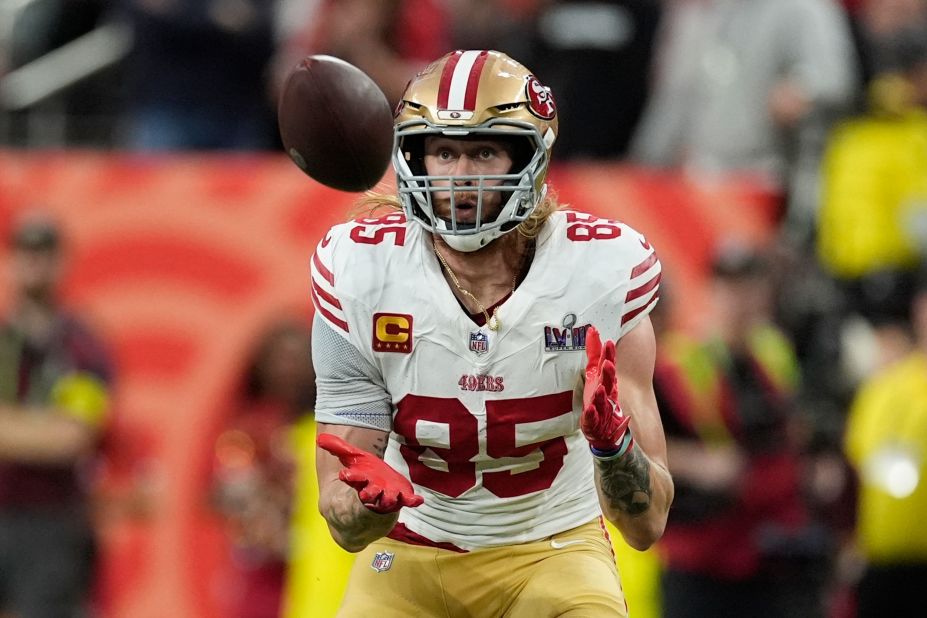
[582,325,634,458]
[317,433,424,514]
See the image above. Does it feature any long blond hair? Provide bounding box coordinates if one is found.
[350,189,564,240]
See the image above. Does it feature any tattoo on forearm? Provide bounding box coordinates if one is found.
[597,444,652,516]
[372,436,388,458]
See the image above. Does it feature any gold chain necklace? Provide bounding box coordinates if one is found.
[433,239,520,331]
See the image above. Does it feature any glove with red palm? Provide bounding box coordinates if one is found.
[582,325,634,459]
[317,433,424,514]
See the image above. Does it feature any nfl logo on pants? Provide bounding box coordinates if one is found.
[371,551,395,572]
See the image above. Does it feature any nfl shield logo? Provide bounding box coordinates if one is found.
[371,551,394,573]
[469,331,489,355]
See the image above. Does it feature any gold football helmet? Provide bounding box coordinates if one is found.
[393,50,558,252]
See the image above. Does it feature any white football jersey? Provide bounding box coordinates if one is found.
[311,209,660,550]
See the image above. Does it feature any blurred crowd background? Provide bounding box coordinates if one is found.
[1,0,926,617]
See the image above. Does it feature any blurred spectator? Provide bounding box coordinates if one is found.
[631,0,857,242]
[765,242,848,454]
[817,25,927,382]
[274,0,450,106]
[855,0,927,79]
[818,26,927,285]
[842,262,927,617]
[772,5,927,448]
[0,214,112,618]
[839,0,927,95]
[117,0,279,151]
[210,319,314,618]
[518,0,662,159]
[654,243,830,618]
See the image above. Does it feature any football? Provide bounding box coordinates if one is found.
[277,55,394,192]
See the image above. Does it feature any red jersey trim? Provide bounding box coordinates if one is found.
[312,251,335,286]
[311,278,342,310]
[626,272,662,303]
[621,294,659,326]
[630,252,658,279]
[387,522,468,553]
[310,285,349,333]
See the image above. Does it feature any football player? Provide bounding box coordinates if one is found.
[311,50,673,617]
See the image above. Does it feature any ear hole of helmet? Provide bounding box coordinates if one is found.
[507,135,535,179]
[496,135,534,212]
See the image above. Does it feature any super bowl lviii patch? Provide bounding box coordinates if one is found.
[544,313,590,352]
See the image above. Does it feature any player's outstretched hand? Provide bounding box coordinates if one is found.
[317,433,424,514]
[581,326,634,458]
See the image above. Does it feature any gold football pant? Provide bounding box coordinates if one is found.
[336,518,628,618]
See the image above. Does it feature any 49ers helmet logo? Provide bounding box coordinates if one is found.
[525,75,556,120]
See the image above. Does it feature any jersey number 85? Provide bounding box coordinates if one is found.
[394,391,573,498]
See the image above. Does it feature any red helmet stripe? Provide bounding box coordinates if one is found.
[463,51,489,111]
[439,50,487,111]
[437,51,463,110]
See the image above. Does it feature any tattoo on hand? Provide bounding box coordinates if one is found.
[597,444,652,516]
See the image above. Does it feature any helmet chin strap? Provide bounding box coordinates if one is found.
[433,212,505,252]
[442,229,500,252]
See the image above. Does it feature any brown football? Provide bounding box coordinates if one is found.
[277,55,393,192]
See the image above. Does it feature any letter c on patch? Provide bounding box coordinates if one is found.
[376,315,410,342]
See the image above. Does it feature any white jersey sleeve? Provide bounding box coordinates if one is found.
[311,314,392,431]
[309,218,402,431]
